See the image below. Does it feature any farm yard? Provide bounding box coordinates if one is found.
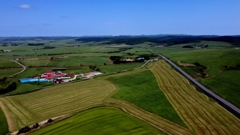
[0,37,240,135]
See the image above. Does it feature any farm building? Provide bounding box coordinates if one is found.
[135,57,145,62]
[19,78,51,84]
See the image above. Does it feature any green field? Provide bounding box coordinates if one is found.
[50,57,110,66]
[150,60,240,134]
[0,61,19,68]
[0,68,22,78]
[200,70,240,107]
[153,47,240,108]
[30,107,164,135]
[0,107,8,135]
[108,70,185,127]
[21,59,50,66]
[99,63,143,73]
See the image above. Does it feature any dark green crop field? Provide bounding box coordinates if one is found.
[0,107,8,135]
[30,107,164,135]
[108,70,185,127]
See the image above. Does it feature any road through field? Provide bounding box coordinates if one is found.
[9,60,26,77]
[151,60,240,135]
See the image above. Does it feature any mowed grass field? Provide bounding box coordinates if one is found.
[154,47,240,108]
[0,79,116,131]
[0,107,8,135]
[108,70,185,127]
[30,107,165,135]
[150,60,240,134]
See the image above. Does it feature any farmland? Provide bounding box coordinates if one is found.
[30,107,165,135]
[153,47,240,108]
[0,37,240,135]
[0,79,117,131]
[107,70,185,127]
[150,60,240,134]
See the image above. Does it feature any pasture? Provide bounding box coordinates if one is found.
[50,56,110,66]
[200,70,240,108]
[0,68,22,78]
[99,62,143,73]
[108,70,185,127]
[0,60,19,68]
[30,107,164,135]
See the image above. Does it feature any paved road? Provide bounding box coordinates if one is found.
[9,60,27,77]
[148,48,240,118]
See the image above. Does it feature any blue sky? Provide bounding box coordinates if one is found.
[0,0,240,36]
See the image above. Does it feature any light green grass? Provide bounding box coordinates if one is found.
[0,61,19,68]
[98,63,143,73]
[21,60,49,66]
[0,107,8,135]
[163,49,240,76]
[200,70,240,108]
[0,68,22,78]
[107,70,185,127]
[30,107,165,135]
[50,57,110,66]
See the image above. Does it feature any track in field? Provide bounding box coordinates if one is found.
[150,60,240,135]
[0,80,117,131]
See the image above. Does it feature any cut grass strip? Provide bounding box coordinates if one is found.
[107,70,186,127]
[30,107,165,135]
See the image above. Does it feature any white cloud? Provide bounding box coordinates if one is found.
[18,4,31,9]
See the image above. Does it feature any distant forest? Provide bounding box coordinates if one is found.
[76,35,240,46]
[1,35,240,46]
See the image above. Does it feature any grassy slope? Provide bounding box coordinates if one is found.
[107,70,185,127]
[0,107,8,135]
[30,107,165,135]
[200,70,240,107]
[163,49,240,76]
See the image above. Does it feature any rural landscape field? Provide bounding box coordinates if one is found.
[0,35,239,135]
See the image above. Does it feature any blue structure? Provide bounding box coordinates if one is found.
[20,78,52,84]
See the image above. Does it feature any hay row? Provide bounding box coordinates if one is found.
[151,60,240,135]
